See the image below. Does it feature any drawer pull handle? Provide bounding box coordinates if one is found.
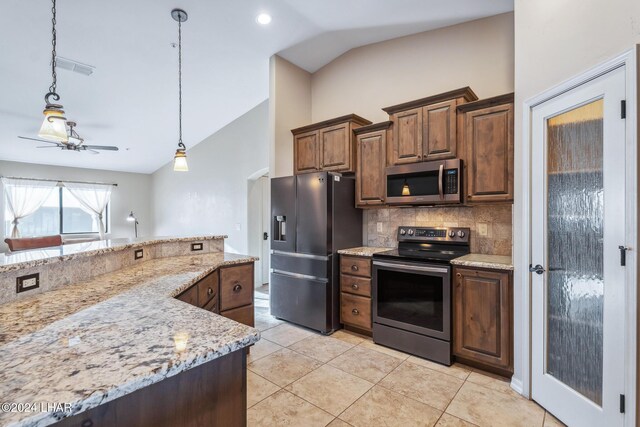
[233,283,242,293]
[352,308,359,315]
[351,265,359,271]
[207,287,214,296]
[351,283,359,290]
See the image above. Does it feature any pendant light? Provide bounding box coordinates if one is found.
[38,0,68,142]
[172,9,189,172]
[402,179,411,196]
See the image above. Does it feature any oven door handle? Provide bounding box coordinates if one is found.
[438,164,444,199]
[373,260,449,274]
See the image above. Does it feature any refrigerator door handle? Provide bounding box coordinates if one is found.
[271,250,330,261]
[271,269,330,283]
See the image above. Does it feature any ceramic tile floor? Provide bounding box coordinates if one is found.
[248,305,566,427]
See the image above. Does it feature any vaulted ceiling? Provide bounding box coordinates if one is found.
[0,0,513,173]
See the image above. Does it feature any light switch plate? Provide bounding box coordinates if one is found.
[377,222,383,233]
[478,223,488,236]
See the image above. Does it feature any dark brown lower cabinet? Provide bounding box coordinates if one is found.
[176,262,254,328]
[57,349,247,427]
[453,266,513,376]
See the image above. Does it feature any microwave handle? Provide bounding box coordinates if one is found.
[438,164,444,199]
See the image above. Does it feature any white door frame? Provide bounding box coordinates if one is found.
[518,46,637,426]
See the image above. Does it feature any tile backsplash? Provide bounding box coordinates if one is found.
[364,204,513,256]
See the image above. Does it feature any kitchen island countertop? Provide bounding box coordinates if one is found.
[0,251,259,427]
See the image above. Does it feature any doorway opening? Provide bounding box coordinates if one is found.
[247,168,270,308]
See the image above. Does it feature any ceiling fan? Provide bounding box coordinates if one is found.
[18,122,119,154]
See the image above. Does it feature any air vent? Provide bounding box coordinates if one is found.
[56,56,95,76]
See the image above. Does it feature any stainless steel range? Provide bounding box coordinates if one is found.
[372,226,470,365]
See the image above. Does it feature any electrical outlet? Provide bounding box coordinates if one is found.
[191,242,203,251]
[134,249,144,260]
[478,223,488,236]
[16,273,40,293]
[377,222,383,233]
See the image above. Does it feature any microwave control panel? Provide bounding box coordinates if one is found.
[444,169,458,194]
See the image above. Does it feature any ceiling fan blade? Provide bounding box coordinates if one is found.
[83,145,119,151]
[18,136,60,145]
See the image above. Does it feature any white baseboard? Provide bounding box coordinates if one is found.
[510,377,524,396]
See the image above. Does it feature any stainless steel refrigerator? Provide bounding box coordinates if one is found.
[270,172,363,334]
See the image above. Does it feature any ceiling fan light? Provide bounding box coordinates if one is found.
[173,149,189,172]
[38,109,68,142]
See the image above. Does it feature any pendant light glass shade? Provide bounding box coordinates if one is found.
[173,149,188,172]
[38,109,68,142]
[402,181,411,196]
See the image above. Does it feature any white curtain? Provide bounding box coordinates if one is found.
[1,178,58,238]
[63,182,113,239]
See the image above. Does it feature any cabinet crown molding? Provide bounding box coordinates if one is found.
[353,121,393,134]
[382,87,478,114]
[456,93,514,112]
[291,114,372,135]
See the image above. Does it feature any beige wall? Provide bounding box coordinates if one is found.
[512,0,640,400]
[269,56,312,178]
[311,12,514,123]
[151,101,268,255]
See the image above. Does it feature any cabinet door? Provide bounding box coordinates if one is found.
[422,99,457,160]
[453,267,512,372]
[320,123,352,172]
[390,108,422,165]
[464,103,514,202]
[356,129,386,206]
[294,130,320,174]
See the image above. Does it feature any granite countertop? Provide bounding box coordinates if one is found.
[450,254,513,270]
[0,252,259,427]
[0,235,227,273]
[337,246,392,257]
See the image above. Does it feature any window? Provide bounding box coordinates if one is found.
[4,187,109,236]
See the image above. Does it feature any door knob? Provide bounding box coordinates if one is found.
[529,264,545,275]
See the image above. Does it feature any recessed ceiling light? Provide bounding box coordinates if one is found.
[256,13,272,25]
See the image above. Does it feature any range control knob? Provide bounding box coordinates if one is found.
[407,229,415,236]
[448,230,456,238]
[399,229,406,236]
[457,230,466,238]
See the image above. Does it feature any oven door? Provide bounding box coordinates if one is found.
[372,259,451,341]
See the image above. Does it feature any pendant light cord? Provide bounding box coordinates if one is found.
[177,15,184,149]
[49,0,58,95]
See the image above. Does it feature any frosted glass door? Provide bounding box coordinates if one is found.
[531,66,626,427]
[546,99,604,405]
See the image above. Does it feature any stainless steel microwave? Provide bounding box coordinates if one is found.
[385,159,462,205]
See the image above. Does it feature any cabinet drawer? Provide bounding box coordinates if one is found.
[220,263,254,311]
[340,256,371,278]
[340,274,371,297]
[197,272,218,308]
[177,284,198,306]
[221,304,254,327]
[341,293,372,331]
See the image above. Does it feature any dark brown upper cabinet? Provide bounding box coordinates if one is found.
[292,114,372,174]
[354,121,392,208]
[457,93,514,203]
[383,87,478,166]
